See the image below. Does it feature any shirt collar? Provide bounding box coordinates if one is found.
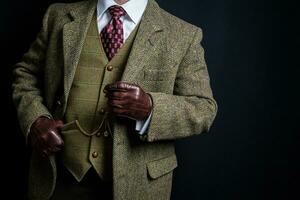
[97,0,148,24]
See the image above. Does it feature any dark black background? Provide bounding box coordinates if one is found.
[1,0,299,199]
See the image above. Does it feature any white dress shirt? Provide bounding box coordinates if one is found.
[97,0,148,40]
[97,0,151,135]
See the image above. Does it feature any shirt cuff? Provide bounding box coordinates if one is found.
[135,112,153,135]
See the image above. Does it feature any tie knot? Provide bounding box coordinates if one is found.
[108,5,126,18]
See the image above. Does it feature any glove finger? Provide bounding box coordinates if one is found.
[107,91,128,100]
[109,99,129,108]
[105,81,133,92]
[116,81,137,90]
[48,130,64,146]
[55,120,64,128]
[104,83,117,92]
[112,107,128,115]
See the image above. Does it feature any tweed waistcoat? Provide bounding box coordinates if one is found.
[59,13,139,182]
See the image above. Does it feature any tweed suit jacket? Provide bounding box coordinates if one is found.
[12,0,218,199]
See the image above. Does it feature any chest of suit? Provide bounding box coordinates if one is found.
[58,13,139,182]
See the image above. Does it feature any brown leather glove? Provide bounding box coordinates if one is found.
[29,117,64,156]
[104,81,153,120]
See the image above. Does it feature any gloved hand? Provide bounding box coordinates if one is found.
[29,117,64,156]
[104,81,153,120]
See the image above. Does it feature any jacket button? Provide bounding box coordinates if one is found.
[103,131,109,137]
[92,151,98,158]
[107,65,113,71]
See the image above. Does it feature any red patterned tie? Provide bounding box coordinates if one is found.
[100,5,126,60]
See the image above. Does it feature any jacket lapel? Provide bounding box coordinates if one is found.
[62,0,97,108]
[62,0,165,103]
[121,0,165,82]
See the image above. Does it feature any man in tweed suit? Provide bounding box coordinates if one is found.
[12,0,218,199]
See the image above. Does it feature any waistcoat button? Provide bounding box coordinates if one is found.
[107,65,113,71]
[92,151,98,158]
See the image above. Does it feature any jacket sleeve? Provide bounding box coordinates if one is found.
[142,28,218,142]
[11,5,54,142]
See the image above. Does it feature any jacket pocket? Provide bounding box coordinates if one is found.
[147,154,178,179]
[143,69,171,81]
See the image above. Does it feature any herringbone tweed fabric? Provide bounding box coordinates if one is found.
[12,0,218,199]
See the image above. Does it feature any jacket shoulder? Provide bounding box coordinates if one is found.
[46,1,88,14]
[158,7,202,38]
[41,1,91,31]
